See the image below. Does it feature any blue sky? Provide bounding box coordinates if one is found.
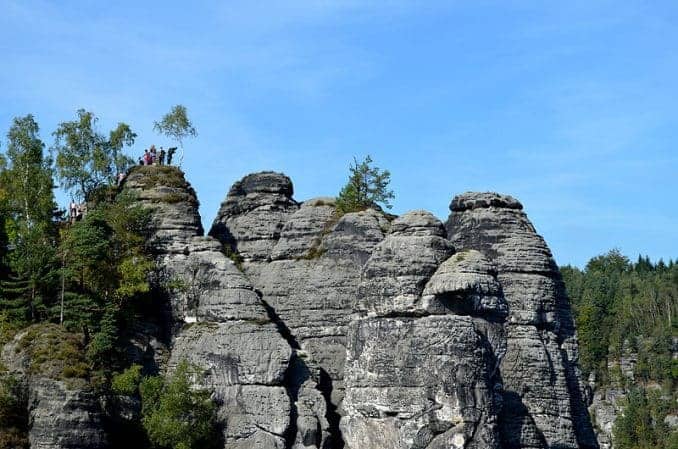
[1,0,677,267]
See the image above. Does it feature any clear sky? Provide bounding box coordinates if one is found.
[1,0,677,267]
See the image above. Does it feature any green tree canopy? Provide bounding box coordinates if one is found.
[140,361,221,449]
[336,155,394,215]
[153,105,197,167]
[53,109,136,201]
[0,115,58,322]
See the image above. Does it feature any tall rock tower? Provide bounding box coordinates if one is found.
[446,192,597,449]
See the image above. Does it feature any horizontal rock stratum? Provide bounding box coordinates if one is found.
[1,166,598,449]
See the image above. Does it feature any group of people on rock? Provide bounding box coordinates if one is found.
[139,144,176,166]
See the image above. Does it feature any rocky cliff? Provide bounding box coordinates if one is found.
[1,167,599,449]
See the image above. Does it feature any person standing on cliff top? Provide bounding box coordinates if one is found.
[167,147,176,165]
[69,200,77,223]
[150,145,157,164]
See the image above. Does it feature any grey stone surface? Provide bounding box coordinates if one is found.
[271,198,337,261]
[123,165,204,254]
[421,250,507,319]
[129,167,304,449]
[446,191,598,449]
[342,316,500,449]
[1,329,107,449]
[588,388,626,449]
[357,210,454,316]
[209,171,299,261]
[341,212,504,449]
[169,322,293,449]
[244,207,389,437]
[0,170,601,449]
[26,378,108,449]
[159,236,268,324]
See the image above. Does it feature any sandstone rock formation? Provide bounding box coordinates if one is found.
[0,168,599,449]
[446,192,598,449]
[341,212,505,449]
[1,325,108,449]
[210,173,390,447]
[210,171,299,262]
[124,167,311,449]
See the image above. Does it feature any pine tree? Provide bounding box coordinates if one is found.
[336,155,394,215]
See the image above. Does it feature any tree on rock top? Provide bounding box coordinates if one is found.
[336,155,394,215]
[153,105,197,168]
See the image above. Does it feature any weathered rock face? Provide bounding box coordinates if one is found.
[446,192,598,449]
[341,212,505,449]
[209,177,596,449]
[123,165,203,254]
[169,322,293,449]
[1,325,108,449]
[209,174,390,447]
[126,167,306,449]
[588,387,625,449]
[210,171,299,261]
[0,168,597,449]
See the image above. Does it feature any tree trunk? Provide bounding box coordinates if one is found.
[30,284,36,321]
[60,255,66,325]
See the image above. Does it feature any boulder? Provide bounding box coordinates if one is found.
[209,171,299,261]
[1,325,108,449]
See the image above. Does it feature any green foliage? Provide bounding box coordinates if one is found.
[613,388,676,449]
[53,109,136,201]
[140,361,220,449]
[0,374,28,449]
[57,194,154,371]
[562,249,677,385]
[153,105,197,167]
[223,246,243,271]
[0,115,59,324]
[128,165,190,190]
[563,250,678,449]
[336,155,394,215]
[111,364,143,396]
[17,323,89,382]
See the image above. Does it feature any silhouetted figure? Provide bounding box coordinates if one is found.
[159,148,166,165]
[167,147,177,165]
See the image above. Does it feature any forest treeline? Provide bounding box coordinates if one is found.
[562,250,678,449]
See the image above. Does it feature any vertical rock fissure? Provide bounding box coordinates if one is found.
[317,367,344,449]
[283,357,300,449]
[256,292,301,448]
[258,292,301,350]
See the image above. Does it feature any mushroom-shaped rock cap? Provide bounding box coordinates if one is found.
[423,250,499,297]
[450,192,522,212]
[422,250,508,319]
[229,171,294,196]
[390,210,446,237]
